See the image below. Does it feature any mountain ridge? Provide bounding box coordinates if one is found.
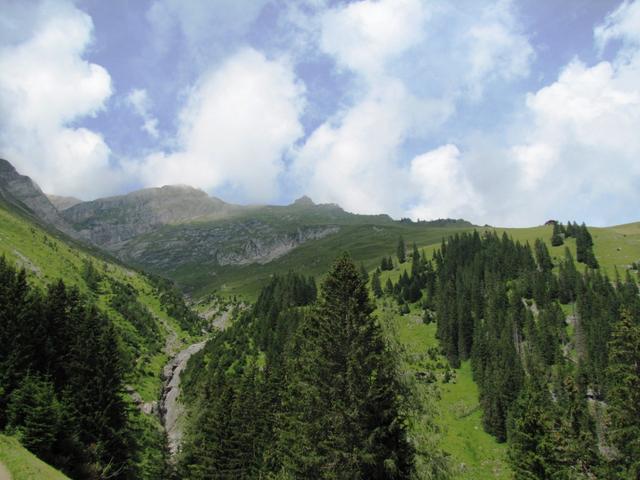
[0,159,78,238]
[0,158,474,297]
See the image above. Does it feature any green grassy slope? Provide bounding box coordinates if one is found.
[0,201,197,402]
[387,307,510,479]
[201,219,640,302]
[372,221,640,479]
[489,223,640,277]
[0,435,70,480]
[378,223,640,287]
[168,222,473,300]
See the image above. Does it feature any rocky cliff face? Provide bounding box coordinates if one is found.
[61,185,241,248]
[120,221,340,270]
[47,194,82,211]
[0,159,344,276]
[0,159,78,237]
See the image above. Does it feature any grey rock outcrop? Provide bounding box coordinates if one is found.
[47,194,82,211]
[160,340,207,455]
[121,222,340,270]
[61,185,240,247]
[0,159,78,237]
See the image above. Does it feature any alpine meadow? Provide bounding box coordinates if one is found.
[2,1,640,479]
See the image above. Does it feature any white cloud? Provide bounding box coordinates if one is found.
[511,143,557,190]
[126,88,159,138]
[465,0,534,97]
[0,0,120,198]
[137,48,305,201]
[147,0,270,62]
[489,2,640,226]
[290,0,530,220]
[408,145,482,220]
[293,79,412,215]
[595,0,640,52]
[319,0,427,78]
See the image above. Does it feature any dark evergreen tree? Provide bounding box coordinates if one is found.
[551,222,564,247]
[278,254,415,478]
[397,236,406,264]
[384,277,394,295]
[534,239,553,273]
[605,310,640,478]
[359,262,369,283]
[507,376,558,479]
[576,223,598,268]
[371,269,383,298]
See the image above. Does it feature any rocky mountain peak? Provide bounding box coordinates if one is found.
[47,194,83,211]
[60,184,237,248]
[0,158,77,236]
[292,195,315,206]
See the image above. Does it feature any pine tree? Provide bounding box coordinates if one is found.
[534,239,553,273]
[410,242,422,277]
[551,223,564,247]
[371,269,383,298]
[359,263,369,283]
[576,224,598,268]
[384,277,394,295]
[278,254,415,478]
[606,310,640,477]
[397,236,406,264]
[507,376,559,479]
[6,374,61,464]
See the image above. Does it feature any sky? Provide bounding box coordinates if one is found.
[1,0,639,227]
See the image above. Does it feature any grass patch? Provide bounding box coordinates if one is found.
[387,307,511,479]
[0,435,70,480]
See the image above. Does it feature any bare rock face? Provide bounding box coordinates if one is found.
[1,159,346,276]
[61,185,237,247]
[47,194,82,211]
[120,222,340,270]
[56,185,344,273]
[0,159,78,237]
[160,340,208,455]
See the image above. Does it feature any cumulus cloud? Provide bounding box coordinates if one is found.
[484,1,640,226]
[465,0,534,97]
[126,88,159,138]
[0,0,120,198]
[147,0,270,63]
[291,0,531,220]
[137,48,305,201]
[319,0,427,78]
[293,79,412,215]
[408,145,482,220]
[595,0,640,52]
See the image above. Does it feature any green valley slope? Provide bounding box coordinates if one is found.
[0,191,204,478]
[0,435,70,480]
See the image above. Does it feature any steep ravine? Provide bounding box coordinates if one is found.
[159,340,207,456]
[158,309,231,456]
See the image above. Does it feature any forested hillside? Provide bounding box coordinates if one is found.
[177,258,450,479]
[2,156,640,479]
[377,228,640,478]
[0,198,204,479]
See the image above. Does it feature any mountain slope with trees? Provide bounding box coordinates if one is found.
[373,226,640,479]
[0,187,204,479]
[177,258,450,479]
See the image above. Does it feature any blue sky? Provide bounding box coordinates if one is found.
[1,0,639,226]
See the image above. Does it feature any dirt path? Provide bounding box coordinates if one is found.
[0,462,11,480]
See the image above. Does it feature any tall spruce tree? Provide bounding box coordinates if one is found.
[397,236,406,264]
[371,269,383,298]
[278,254,415,479]
[551,222,564,247]
[606,310,640,478]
